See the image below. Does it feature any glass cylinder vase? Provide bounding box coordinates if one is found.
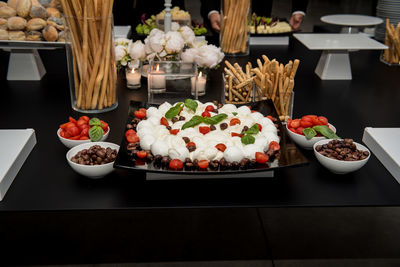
[63,1,117,113]
[220,0,251,56]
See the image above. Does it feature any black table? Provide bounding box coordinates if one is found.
[0,39,399,265]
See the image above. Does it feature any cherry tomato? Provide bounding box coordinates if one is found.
[199,126,211,135]
[60,122,70,130]
[136,150,147,158]
[64,122,77,130]
[69,116,77,123]
[286,118,292,126]
[303,115,318,120]
[269,141,280,151]
[205,105,214,112]
[126,134,140,143]
[169,159,183,170]
[230,118,241,126]
[70,135,80,140]
[231,132,243,137]
[215,143,227,152]
[202,111,211,117]
[255,152,269,164]
[198,160,209,169]
[160,117,169,127]
[139,108,147,114]
[169,129,180,135]
[79,136,89,140]
[79,116,90,122]
[100,120,109,131]
[67,126,80,137]
[134,110,146,119]
[318,116,329,125]
[301,116,313,123]
[290,119,301,129]
[78,123,89,132]
[300,120,313,128]
[311,117,322,126]
[76,119,87,127]
[296,127,305,135]
[257,123,262,131]
[125,129,136,137]
[186,142,196,148]
[59,130,66,138]
[267,115,274,120]
[80,127,89,137]
[289,127,296,133]
[63,131,71,138]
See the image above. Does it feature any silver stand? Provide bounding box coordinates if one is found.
[7,49,46,81]
[315,50,352,80]
[164,0,172,32]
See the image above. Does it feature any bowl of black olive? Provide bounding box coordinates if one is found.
[66,142,119,178]
[313,139,370,174]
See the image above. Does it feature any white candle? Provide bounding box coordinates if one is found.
[126,68,141,89]
[192,71,206,96]
[151,64,166,89]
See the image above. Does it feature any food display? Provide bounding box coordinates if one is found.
[156,6,191,29]
[382,18,400,65]
[59,116,109,142]
[287,115,337,139]
[122,99,282,171]
[249,14,292,34]
[70,145,117,165]
[223,55,299,121]
[61,0,117,111]
[0,0,65,42]
[220,0,250,54]
[315,139,369,161]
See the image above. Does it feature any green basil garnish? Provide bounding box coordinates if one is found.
[89,125,104,142]
[203,113,228,125]
[165,102,183,119]
[241,134,255,145]
[303,128,317,140]
[89,117,102,126]
[184,99,198,112]
[182,115,204,130]
[244,124,259,135]
[232,112,238,116]
[313,125,340,139]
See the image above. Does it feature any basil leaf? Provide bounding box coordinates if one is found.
[165,102,183,119]
[232,112,238,116]
[89,117,102,126]
[241,134,255,145]
[203,113,228,125]
[245,124,259,135]
[89,125,104,142]
[184,99,198,112]
[182,115,204,130]
[303,127,317,140]
[313,125,340,139]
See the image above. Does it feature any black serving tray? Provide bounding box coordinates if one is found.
[114,100,308,175]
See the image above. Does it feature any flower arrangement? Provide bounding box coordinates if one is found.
[114,24,224,71]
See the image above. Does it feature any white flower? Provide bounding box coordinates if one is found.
[115,45,127,61]
[171,22,180,31]
[145,28,166,53]
[195,45,224,69]
[181,48,198,63]
[128,40,146,60]
[115,38,130,47]
[164,31,185,54]
[179,25,195,46]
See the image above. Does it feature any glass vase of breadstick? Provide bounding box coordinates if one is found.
[223,55,299,121]
[220,0,251,56]
[381,18,400,66]
[62,0,118,113]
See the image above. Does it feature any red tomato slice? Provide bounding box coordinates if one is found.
[289,127,296,133]
[125,129,136,137]
[231,132,243,137]
[230,118,241,126]
[296,127,305,135]
[198,160,209,169]
[79,136,89,140]
[70,135,80,140]
[79,116,90,122]
[100,121,109,131]
[60,122,70,130]
[169,129,180,135]
[69,116,77,123]
[76,119,87,127]
[199,126,211,135]
[205,105,214,112]
[80,127,89,137]
[257,123,262,131]
[311,117,322,126]
[134,110,146,119]
[286,118,292,126]
[67,126,80,137]
[269,141,280,151]
[59,129,66,138]
[201,111,211,117]
[160,117,169,127]
[255,152,269,164]
[318,116,329,125]
[78,124,89,132]
[186,142,196,148]
[290,119,301,129]
[267,115,274,120]
[169,159,183,170]
[300,120,313,128]
[126,134,140,143]
[136,151,147,158]
[215,143,227,152]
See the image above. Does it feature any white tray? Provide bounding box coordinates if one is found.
[0,129,36,201]
[362,127,400,184]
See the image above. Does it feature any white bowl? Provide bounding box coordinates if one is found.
[57,126,110,148]
[313,139,370,174]
[66,142,119,179]
[286,123,336,150]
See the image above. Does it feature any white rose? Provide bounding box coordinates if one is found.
[146,29,166,53]
[171,22,180,31]
[195,44,224,69]
[128,40,146,60]
[181,48,198,63]
[114,45,127,61]
[164,31,185,54]
[179,25,195,46]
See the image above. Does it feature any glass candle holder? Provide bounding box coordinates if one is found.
[126,62,142,89]
[191,71,207,97]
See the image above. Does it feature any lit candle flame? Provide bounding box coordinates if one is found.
[199,71,202,78]
[156,64,160,71]
[131,68,135,74]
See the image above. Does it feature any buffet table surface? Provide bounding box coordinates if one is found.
[0,38,400,211]
[1,38,400,265]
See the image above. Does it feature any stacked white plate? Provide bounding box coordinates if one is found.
[375,0,400,40]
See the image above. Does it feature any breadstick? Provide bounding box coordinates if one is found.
[224,67,240,84]
[251,67,263,80]
[235,77,254,89]
[225,60,244,82]
[228,75,233,102]
[290,59,300,79]
[257,58,263,70]
[262,54,270,64]
[231,87,246,101]
[234,63,247,80]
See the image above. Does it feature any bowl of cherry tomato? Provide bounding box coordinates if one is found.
[58,116,110,148]
[286,115,337,150]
